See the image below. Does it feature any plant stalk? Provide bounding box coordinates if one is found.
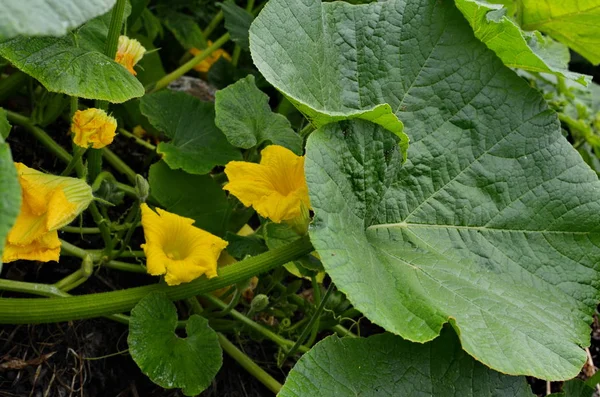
[0,236,313,324]
[218,333,282,394]
[148,33,230,93]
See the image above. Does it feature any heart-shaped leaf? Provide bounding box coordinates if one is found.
[215,75,302,154]
[0,0,116,40]
[454,0,590,86]
[249,0,408,157]
[149,161,231,236]
[140,91,242,174]
[280,327,533,397]
[252,0,600,380]
[128,292,222,396]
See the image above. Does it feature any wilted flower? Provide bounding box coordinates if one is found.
[140,204,228,286]
[224,145,310,223]
[190,42,231,73]
[3,163,93,263]
[71,108,117,149]
[115,35,146,75]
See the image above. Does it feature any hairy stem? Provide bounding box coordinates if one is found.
[0,236,313,324]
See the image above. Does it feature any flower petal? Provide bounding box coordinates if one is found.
[2,231,61,263]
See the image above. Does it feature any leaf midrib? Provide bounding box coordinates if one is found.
[366,222,595,235]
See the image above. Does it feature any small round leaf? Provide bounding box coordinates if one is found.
[128,292,222,396]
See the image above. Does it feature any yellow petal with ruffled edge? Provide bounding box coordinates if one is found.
[224,145,310,223]
[3,231,61,262]
[71,108,117,149]
[140,204,228,286]
[2,163,93,263]
[115,36,146,75]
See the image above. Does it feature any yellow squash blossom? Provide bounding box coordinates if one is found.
[115,35,146,75]
[140,204,228,286]
[190,42,231,73]
[71,108,117,149]
[224,145,310,223]
[3,163,93,263]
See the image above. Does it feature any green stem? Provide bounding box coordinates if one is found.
[306,275,322,346]
[104,0,127,60]
[61,226,102,234]
[102,147,137,184]
[0,279,68,298]
[105,260,146,273]
[203,294,309,354]
[217,333,282,394]
[231,46,242,67]
[0,236,313,324]
[148,33,230,93]
[111,205,140,259]
[282,283,334,361]
[118,128,156,151]
[203,10,224,39]
[5,110,71,163]
[331,324,358,338]
[88,202,114,252]
[0,279,131,325]
[61,146,86,176]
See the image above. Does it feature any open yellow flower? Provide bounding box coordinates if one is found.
[115,35,146,75]
[3,163,93,263]
[190,42,232,73]
[71,108,117,149]
[140,204,228,286]
[224,145,310,223]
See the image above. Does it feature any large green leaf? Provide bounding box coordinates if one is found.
[249,0,409,158]
[0,133,21,265]
[214,75,302,154]
[0,0,116,40]
[280,328,533,397]
[454,0,590,86]
[251,0,600,380]
[520,0,600,65]
[140,91,242,174]
[0,7,144,103]
[128,292,222,396]
[148,161,230,236]
[307,116,600,381]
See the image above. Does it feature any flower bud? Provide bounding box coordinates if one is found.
[71,108,117,149]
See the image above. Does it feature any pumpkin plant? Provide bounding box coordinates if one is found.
[1,0,600,395]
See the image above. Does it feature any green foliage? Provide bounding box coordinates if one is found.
[140,90,242,174]
[148,161,230,236]
[0,109,10,139]
[128,292,222,396]
[520,0,600,65]
[220,0,253,50]
[249,0,409,158]
[454,0,590,85]
[280,327,533,397]
[0,0,116,40]
[0,116,20,266]
[161,11,207,50]
[0,9,144,103]
[306,115,600,379]
[215,75,302,153]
